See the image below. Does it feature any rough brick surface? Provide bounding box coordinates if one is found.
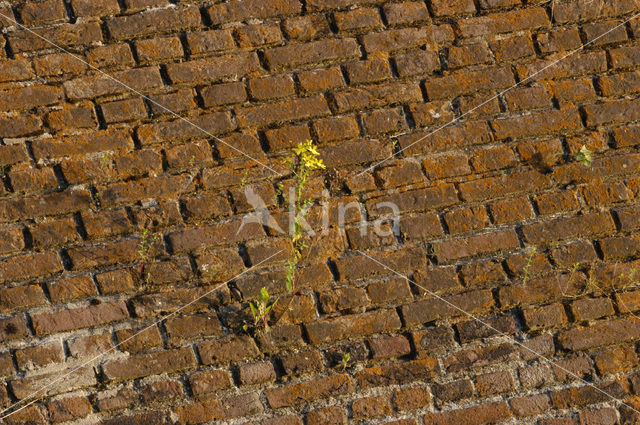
[0,0,639,423]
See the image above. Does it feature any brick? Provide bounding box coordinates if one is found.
[362,25,454,53]
[368,335,411,358]
[523,303,567,330]
[208,0,301,25]
[16,341,64,371]
[409,100,454,127]
[583,19,628,46]
[283,15,331,41]
[48,396,92,423]
[64,67,163,100]
[248,74,295,100]
[0,252,62,286]
[200,82,247,107]
[312,115,359,143]
[319,287,369,313]
[444,343,518,372]
[356,358,439,389]
[135,36,184,64]
[448,42,491,68]
[424,401,512,425]
[362,107,407,135]
[352,395,391,418]
[537,28,582,54]
[97,174,195,207]
[103,348,196,381]
[584,98,640,127]
[522,211,615,245]
[510,394,551,417]
[307,406,345,425]
[237,95,330,128]
[106,5,200,40]
[198,335,259,365]
[393,50,440,77]
[46,103,96,131]
[306,308,401,344]
[516,52,607,81]
[489,196,535,225]
[168,219,264,252]
[95,269,135,295]
[412,265,461,295]
[72,0,119,17]
[166,52,260,85]
[148,89,196,116]
[334,8,383,32]
[609,45,640,69]
[87,44,134,70]
[367,277,413,305]
[433,229,520,263]
[47,274,97,304]
[402,289,494,326]
[0,226,23,255]
[384,2,430,26]
[187,30,235,56]
[9,22,102,53]
[444,206,490,234]
[280,349,323,375]
[600,70,640,98]
[188,369,232,397]
[32,300,129,335]
[344,58,391,85]
[239,361,276,385]
[265,38,359,70]
[0,85,62,112]
[433,379,474,403]
[366,184,458,216]
[430,0,475,16]
[18,0,66,26]
[115,324,163,354]
[140,379,183,404]
[489,33,535,61]
[235,23,283,48]
[594,345,638,376]
[551,241,598,268]
[427,66,514,100]
[457,314,516,343]
[334,80,423,113]
[534,190,580,216]
[503,86,552,112]
[298,68,345,93]
[101,98,147,123]
[550,380,628,410]
[558,316,640,351]
[0,115,42,143]
[374,161,424,188]
[492,107,582,140]
[266,374,353,408]
[579,408,618,425]
[165,314,223,345]
[459,259,506,287]
[458,8,548,37]
[422,153,470,179]
[476,370,514,395]
[0,316,28,342]
[263,415,302,425]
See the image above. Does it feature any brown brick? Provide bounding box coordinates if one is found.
[583,19,628,47]
[166,52,260,85]
[306,406,345,425]
[18,0,67,26]
[444,206,490,234]
[115,325,163,354]
[140,379,183,404]
[237,95,330,128]
[64,67,163,100]
[87,44,135,70]
[537,28,581,54]
[448,42,491,68]
[433,229,520,263]
[558,316,640,351]
[457,314,516,343]
[46,103,96,131]
[280,349,324,376]
[0,251,62,286]
[522,211,615,245]
[383,1,430,26]
[368,335,411,358]
[516,51,607,81]
[352,395,391,419]
[200,82,247,107]
[367,184,458,216]
[283,15,331,41]
[489,33,535,61]
[298,67,345,93]
[422,153,470,179]
[425,66,514,99]
[394,50,440,77]
[106,5,200,40]
[47,396,92,423]
[334,8,383,32]
[476,370,514,395]
[265,38,359,70]
[103,347,196,381]
[374,161,424,188]
[239,361,276,385]
[362,25,454,54]
[15,340,64,371]
[207,0,301,25]
[306,308,401,344]
[248,74,295,100]
[46,274,97,304]
[609,45,640,69]
[72,0,119,17]
[32,300,129,335]
[266,374,353,408]
[584,98,640,127]
[186,30,235,56]
[188,369,232,397]
[95,268,135,295]
[402,289,494,326]
[489,196,535,225]
[523,303,567,330]
[594,346,638,376]
[551,241,598,268]
[165,314,223,345]
[0,85,62,112]
[198,335,259,365]
[458,8,548,37]
[135,36,183,64]
[433,379,474,403]
[101,98,147,124]
[425,401,512,425]
[430,0,475,16]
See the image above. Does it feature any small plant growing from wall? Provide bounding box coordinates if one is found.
[574,145,592,167]
[137,227,159,282]
[245,140,325,333]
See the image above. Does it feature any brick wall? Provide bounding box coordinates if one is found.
[0,0,640,423]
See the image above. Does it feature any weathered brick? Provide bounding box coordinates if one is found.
[265,38,359,70]
[31,300,129,335]
[334,8,383,32]
[64,67,163,100]
[594,346,638,376]
[237,95,330,128]
[235,23,283,48]
[433,379,474,403]
[266,374,353,408]
[166,52,260,85]
[433,229,520,263]
[609,45,640,69]
[448,42,491,68]
[458,8,549,37]
[306,308,401,344]
[523,303,567,330]
[283,15,331,41]
[361,26,454,53]
[402,289,494,326]
[306,406,346,425]
[239,361,276,385]
[352,395,391,419]
[188,369,232,397]
[106,5,200,40]
[207,0,302,25]
[425,66,514,100]
[186,29,235,57]
[9,22,102,53]
[0,251,62,286]
[558,316,640,351]
[87,44,134,70]
[248,74,295,100]
[522,211,615,245]
[165,314,223,346]
[490,33,535,61]
[357,358,439,389]
[384,1,429,26]
[366,184,458,216]
[47,274,97,304]
[198,335,259,365]
[0,113,42,138]
[103,348,196,381]
[584,98,640,127]
[47,395,92,423]
[135,36,183,64]
[516,52,607,81]
[489,196,535,225]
